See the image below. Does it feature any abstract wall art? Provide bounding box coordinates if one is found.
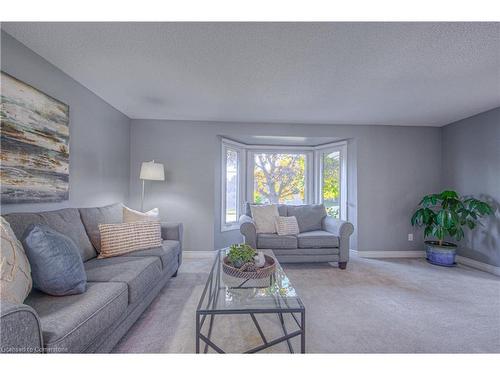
[0,72,70,204]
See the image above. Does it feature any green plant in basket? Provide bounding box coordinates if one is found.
[227,244,256,268]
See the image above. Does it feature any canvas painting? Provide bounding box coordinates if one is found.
[0,72,70,204]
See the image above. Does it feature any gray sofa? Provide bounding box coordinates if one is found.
[0,203,183,353]
[239,203,353,268]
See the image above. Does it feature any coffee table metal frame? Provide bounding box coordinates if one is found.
[195,249,305,354]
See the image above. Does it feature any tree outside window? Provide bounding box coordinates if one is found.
[322,151,340,218]
[253,153,306,204]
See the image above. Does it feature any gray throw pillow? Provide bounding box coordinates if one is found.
[287,204,327,233]
[22,224,87,296]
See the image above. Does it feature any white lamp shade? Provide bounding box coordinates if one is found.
[140,161,165,181]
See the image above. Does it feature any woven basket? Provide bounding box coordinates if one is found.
[222,254,276,279]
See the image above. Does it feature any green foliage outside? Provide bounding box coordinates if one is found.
[253,152,340,218]
[325,206,340,218]
[253,153,305,204]
[322,152,340,218]
[322,152,340,201]
[411,190,493,246]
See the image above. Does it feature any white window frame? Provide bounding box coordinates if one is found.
[221,139,246,231]
[220,138,348,231]
[314,141,348,220]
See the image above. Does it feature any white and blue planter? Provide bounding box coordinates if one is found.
[425,241,457,267]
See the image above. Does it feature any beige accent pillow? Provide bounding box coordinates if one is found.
[123,206,159,223]
[0,217,32,304]
[98,221,162,259]
[250,204,279,234]
[275,216,300,236]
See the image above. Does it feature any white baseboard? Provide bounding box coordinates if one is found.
[456,255,500,276]
[183,250,215,259]
[351,249,500,276]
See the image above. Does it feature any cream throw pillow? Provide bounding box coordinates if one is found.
[274,216,300,236]
[98,221,162,259]
[250,204,279,234]
[0,217,32,304]
[123,206,159,223]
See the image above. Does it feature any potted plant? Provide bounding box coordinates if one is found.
[227,244,257,268]
[411,190,493,266]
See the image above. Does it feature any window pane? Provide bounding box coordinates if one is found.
[253,153,306,204]
[322,151,340,218]
[225,149,238,223]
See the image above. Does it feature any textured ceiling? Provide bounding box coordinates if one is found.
[2,22,499,126]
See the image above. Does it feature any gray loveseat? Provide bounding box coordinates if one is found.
[0,203,182,353]
[239,203,353,268]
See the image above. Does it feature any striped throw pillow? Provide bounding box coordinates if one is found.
[98,221,162,259]
[274,216,300,236]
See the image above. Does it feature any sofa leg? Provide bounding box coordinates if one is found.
[339,262,347,270]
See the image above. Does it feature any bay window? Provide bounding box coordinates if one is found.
[221,139,347,231]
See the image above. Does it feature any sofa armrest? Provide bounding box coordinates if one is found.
[160,222,183,243]
[1,300,43,353]
[322,216,354,238]
[160,222,183,267]
[239,215,257,249]
[322,216,354,263]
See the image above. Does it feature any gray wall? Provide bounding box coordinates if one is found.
[442,107,500,266]
[1,31,131,214]
[129,119,441,252]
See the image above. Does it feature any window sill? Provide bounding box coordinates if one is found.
[221,224,239,232]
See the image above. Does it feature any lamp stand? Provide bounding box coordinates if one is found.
[141,179,145,212]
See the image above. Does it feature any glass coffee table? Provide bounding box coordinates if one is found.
[196,249,305,353]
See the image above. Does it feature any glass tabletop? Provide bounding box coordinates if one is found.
[197,249,304,313]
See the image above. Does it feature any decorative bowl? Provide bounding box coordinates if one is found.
[222,254,276,279]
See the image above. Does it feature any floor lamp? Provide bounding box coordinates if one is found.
[140,160,165,212]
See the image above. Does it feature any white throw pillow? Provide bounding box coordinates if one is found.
[0,217,32,304]
[275,216,300,236]
[250,204,279,234]
[123,206,159,223]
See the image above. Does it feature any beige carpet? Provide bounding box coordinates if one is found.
[112,254,500,353]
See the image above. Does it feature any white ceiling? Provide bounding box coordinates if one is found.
[2,22,499,126]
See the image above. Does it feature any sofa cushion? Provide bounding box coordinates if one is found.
[286,205,327,233]
[0,217,32,304]
[250,204,279,234]
[121,240,180,269]
[123,206,159,223]
[98,221,162,259]
[22,224,87,296]
[272,247,340,256]
[257,234,297,249]
[79,203,123,251]
[25,282,128,353]
[275,216,300,236]
[245,202,287,217]
[84,256,162,305]
[3,208,96,262]
[297,230,339,248]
